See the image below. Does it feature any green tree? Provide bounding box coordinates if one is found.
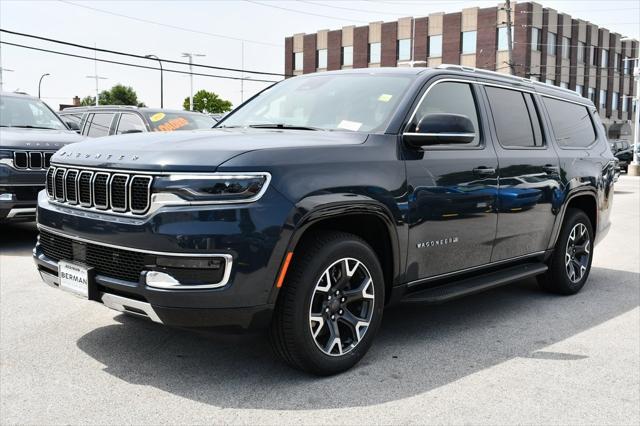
[183,90,232,113]
[80,84,145,107]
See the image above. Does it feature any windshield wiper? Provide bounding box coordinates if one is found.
[248,123,322,131]
[7,125,58,130]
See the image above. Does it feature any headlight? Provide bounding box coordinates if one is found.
[152,172,271,203]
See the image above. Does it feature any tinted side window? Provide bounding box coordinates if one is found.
[411,82,481,146]
[485,86,541,148]
[116,113,146,134]
[543,97,596,148]
[87,113,114,137]
[61,113,83,126]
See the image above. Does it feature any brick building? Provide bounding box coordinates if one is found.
[284,1,638,141]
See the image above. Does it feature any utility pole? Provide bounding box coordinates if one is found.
[0,45,14,92]
[145,54,164,108]
[630,57,640,176]
[182,52,206,111]
[87,43,107,106]
[240,42,245,103]
[38,73,50,98]
[505,0,515,75]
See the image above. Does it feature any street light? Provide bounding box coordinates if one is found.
[181,52,206,111]
[145,54,164,108]
[621,37,639,176]
[38,73,50,98]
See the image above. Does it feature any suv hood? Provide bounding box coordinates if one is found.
[0,127,85,150]
[51,128,368,172]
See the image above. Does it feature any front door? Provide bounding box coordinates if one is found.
[405,80,499,281]
[481,85,562,261]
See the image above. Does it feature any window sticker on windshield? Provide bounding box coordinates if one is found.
[378,94,393,102]
[337,120,362,131]
[157,117,189,131]
[150,112,166,122]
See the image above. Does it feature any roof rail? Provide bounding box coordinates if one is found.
[436,63,580,97]
[63,105,140,110]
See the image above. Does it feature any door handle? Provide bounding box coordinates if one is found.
[473,166,496,175]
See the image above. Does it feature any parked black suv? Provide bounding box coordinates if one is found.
[59,106,216,137]
[34,66,615,375]
[1,92,84,222]
[609,139,634,172]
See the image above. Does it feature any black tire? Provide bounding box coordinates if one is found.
[538,208,594,295]
[269,231,385,375]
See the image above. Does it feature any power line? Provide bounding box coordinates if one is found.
[299,0,409,17]
[58,0,281,48]
[0,29,287,77]
[244,0,369,23]
[0,41,280,84]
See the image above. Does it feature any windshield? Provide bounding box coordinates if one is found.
[143,111,216,132]
[0,95,67,130]
[220,73,414,132]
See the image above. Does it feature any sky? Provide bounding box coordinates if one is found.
[1,0,638,111]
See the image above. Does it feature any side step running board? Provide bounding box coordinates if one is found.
[401,262,548,304]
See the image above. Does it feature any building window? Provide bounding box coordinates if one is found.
[369,42,381,64]
[601,49,608,68]
[614,53,620,71]
[612,92,619,110]
[294,52,303,71]
[461,31,477,54]
[588,87,595,102]
[575,85,583,97]
[317,49,327,69]
[562,37,570,59]
[547,32,556,56]
[622,96,628,112]
[342,46,353,67]
[531,28,541,51]
[599,89,607,110]
[624,57,631,75]
[398,39,411,61]
[560,82,569,89]
[429,35,442,57]
[577,42,585,63]
[545,78,554,86]
[497,27,509,51]
[590,45,597,66]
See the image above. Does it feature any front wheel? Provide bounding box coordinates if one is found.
[270,231,385,375]
[538,208,594,295]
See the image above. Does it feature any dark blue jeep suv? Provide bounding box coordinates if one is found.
[34,66,615,375]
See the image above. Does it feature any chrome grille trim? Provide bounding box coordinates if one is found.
[45,167,152,216]
[92,172,110,210]
[11,150,56,169]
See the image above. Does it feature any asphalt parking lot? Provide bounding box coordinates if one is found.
[1,176,638,425]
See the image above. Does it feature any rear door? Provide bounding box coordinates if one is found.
[481,84,562,261]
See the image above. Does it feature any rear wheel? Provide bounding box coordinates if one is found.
[538,208,594,295]
[270,231,385,375]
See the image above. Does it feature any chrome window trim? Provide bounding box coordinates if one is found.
[109,173,130,212]
[92,172,110,210]
[37,224,234,289]
[129,175,152,214]
[78,170,94,207]
[404,132,476,138]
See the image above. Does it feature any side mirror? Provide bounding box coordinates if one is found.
[404,113,476,147]
[64,120,80,132]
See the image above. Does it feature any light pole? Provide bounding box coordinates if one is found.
[38,73,50,98]
[181,52,206,111]
[621,38,639,176]
[86,75,107,106]
[145,54,164,108]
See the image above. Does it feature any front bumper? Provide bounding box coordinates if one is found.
[33,186,294,329]
[0,186,42,221]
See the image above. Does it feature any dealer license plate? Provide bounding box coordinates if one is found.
[58,261,89,298]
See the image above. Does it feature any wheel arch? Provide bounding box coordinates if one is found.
[549,189,598,249]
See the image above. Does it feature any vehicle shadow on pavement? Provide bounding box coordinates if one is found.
[0,222,38,254]
[75,266,639,410]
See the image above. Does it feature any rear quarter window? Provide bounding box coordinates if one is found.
[542,97,596,148]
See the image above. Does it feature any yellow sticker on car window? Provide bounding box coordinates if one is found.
[150,112,165,122]
[378,94,393,102]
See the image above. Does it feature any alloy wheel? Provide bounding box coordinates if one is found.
[308,258,375,356]
[565,223,591,283]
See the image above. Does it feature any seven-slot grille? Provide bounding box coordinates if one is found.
[13,151,55,169]
[46,166,152,215]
